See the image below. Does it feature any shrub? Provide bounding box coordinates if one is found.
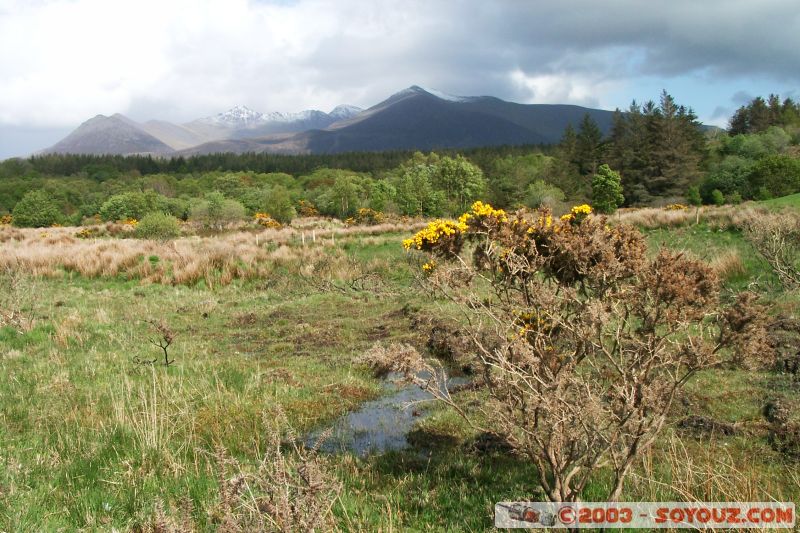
[742,211,800,288]
[254,212,282,229]
[297,199,320,217]
[265,185,296,224]
[345,207,385,226]
[189,192,246,229]
[12,190,62,227]
[711,188,725,205]
[526,179,565,209]
[99,192,149,222]
[134,213,181,240]
[75,227,100,239]
[400,201,765,503]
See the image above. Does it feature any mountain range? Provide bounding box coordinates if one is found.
[42,86,617,156]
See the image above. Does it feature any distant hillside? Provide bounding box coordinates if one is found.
[180,86,618,155]
[45,87,621,156]
[43,114,173,156]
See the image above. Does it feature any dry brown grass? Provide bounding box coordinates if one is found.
[631,432,796,509]
[52,311,84,348]
[0,220,427,286]
[709,249,748,281]
[0,268,38,332]
[612,204,768,230]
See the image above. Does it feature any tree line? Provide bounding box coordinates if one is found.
[2,91,800,227]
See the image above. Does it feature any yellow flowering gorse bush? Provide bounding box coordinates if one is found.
[402,219,466,254]
[254,212,282,229]
[396,198,763,505]
[560,204,592,224]
[469,200,508,223]
[75,227,99,239]
[345,208,385,226]
[297,200,320,217]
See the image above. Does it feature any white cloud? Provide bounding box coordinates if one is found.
[0,0,798,136]
[509,69,622,108]
[0,0,404,126]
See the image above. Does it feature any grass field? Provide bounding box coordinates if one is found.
[762,192,800,210]
[0,212,799,531]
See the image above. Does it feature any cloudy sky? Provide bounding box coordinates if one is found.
[0,0,798,159]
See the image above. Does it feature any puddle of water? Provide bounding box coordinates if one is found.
[306,370,468,456]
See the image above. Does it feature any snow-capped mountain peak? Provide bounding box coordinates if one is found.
[393,85,471,103]
[200,105,265,127]
[329,104,363,119]
[196,103,362,129]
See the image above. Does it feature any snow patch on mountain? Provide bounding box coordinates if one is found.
[199,105,355,127]
[419,86,470,102]
[329,104,363,119]
[391,85,471,103]
[199,105,265,127]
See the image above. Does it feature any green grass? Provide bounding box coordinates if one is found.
[0,225,798,531]
[761,192,800,210]
[644,223,778,290]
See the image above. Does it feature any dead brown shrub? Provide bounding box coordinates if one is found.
[742,211,800,289]
[400,203,767,503]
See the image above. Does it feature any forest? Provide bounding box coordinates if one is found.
[1,92,799,228]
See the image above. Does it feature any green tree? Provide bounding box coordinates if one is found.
[748,155,800,198]
[591,164,625,214]
[265,185,296,223]
[368,180,396,212]
[204,191,226,222]
[686,186,702,206]
[393,159,445,216]
[433,155,486,212]
[576,113,603,175]
[317,175,363,218]
[12,190,62,227]
[558,123,578,166]
[488,153,557,208]
[711,189,725,206]
[189,192,246,228]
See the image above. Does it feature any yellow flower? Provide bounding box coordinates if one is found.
[469,201,508,222]
[402,219,463,250]
[571,204,592,216]
[560,204,592,226]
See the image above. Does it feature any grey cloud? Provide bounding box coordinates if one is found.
[2,0,799,158]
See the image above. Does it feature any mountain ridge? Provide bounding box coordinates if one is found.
[43,87,619,157]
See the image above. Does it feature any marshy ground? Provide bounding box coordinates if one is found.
[0,209,799,531]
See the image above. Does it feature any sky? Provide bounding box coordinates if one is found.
[0,0,798,159]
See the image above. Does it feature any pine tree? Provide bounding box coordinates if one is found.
[576,113,603,175]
